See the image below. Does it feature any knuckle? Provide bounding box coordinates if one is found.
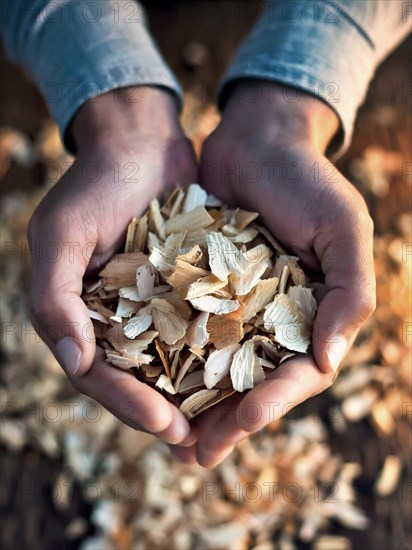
[356,288,377,321]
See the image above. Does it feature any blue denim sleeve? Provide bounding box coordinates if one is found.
[218,0,411,156]
[0,0,183,152]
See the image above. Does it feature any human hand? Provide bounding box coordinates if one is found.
[170,81,375,466]
[28,86,198,446]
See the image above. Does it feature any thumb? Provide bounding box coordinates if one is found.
[28,216,96,377]
[312,211,376,373]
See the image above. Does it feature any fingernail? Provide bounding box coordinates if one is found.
[56,337,81,376]
[179,430,198,447]
[326,335,347,372]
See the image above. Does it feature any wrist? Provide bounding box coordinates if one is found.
[70,86,183,154]
[221,80,339,154]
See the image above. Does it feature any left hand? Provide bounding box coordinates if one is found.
[169,81,376,467]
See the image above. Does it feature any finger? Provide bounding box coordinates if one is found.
[158,413,199,447]
[28,209,96,377]
[168,444,198,465]
[197,442,236,469]
[236,355,334,433]
[71,348,192,444]
[312,206,376,373]
[196,393,246,468]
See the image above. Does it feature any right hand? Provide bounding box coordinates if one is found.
[28,86,198,446]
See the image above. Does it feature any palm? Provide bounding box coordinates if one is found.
[176,128,374,467]
[29,132,198,444]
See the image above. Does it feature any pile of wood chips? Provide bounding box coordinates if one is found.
[83,184,317,419]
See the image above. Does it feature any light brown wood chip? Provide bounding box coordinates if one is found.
[151,298,188,346]
[165,206,214,235]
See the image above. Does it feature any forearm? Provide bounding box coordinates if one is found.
[0,0,182,153]
[219,0,410,157]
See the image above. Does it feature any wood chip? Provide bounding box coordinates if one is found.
[207,316,243,348]
[231,208,259,230]
[123,313,152,339]
[149,198,166,240]
[204,344,241,389]
[274,255,306,286]
[241,278,279,322]
[186,312,210,349]
[99,253,149,290]
[182,183,207,213]
[374,455,401,496]
[264,294,310,353]
[165,206,214,235]
[176,245,203,265]
[230,341,265,392]
[186,273,228,300]
[178,369,205,393]
[167,260,210,298]
[206,232,247,280]
[156,374,176,395]
[190,295,240,315]
[136,264,155,300]
[179,388,235,419]
[151,298,188,346]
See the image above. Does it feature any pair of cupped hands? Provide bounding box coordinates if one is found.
[28,82,375,467]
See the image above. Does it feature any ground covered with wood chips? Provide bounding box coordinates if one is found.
[0,3,411,549]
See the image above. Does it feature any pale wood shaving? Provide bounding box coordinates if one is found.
[136,264,155,300]
[178,370,205,393]
[165,206,214,235]
[88,309,109,324]
[156,374,176,395]
[186,274,228,300]
[176,245,203,265]
[186,312,210,349]
[149,199,166,240]
[174,353,197,392]
[160,187,184,217]
[263,294,310,353]
[123,313,152,339]
[151,298,188,346]
[231,208,259,230]
[222,225,259,243]
[206,232,247,280]
[167,259,209,298]
[99,253,149,290]
[204,344,241,389]
[182,183,207,213]
[190,295,240,314]
[113,297,140,319]
[241,277,279,322]
[229,257,270,296]
[230,341,264,392]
